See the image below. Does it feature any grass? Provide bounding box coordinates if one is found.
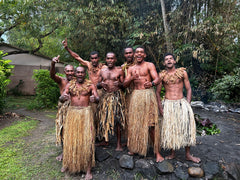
[5,95,35,110]
[0,95,65,179]
[0,117,38,179]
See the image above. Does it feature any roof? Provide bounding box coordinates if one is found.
[0,43,64,67]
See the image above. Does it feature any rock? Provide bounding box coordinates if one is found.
[213,106,220,113]
[95,148,110,162]
[204,107,210,111]
[225,162,240,180]
[119,155,134,169]
[114,151,123,160]
[135,159,150,168]
[174,166,189,179]
[107,159,120,170]
[235,108,240,114]
[209,101,221,107]
[155,160,174,174]
[120,171,136,180]
[220,104,228,112]
[134,159,157,179]
[191,101,204,108]
[205,104,214,110]
[203,161,220,179]
[188,167,204,177]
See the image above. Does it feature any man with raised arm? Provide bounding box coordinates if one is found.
[97,52,126,151]
[156,53,200,163]
[50,55,74,161]
[123,46,164,162]
[62,38,106,86]
[60,66,99,180]
[62,38,106,138]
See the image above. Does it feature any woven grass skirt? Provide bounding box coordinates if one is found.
[160,98,196,150]
[62,106,95,173]
[127,88,160,156]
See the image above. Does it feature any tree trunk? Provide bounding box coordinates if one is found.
[160,0,172,52]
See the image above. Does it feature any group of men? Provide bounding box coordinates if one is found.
[50,38,200,180]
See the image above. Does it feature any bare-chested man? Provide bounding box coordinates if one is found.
[62,38,106,86]
[121,47,135,76]
[97,52,126,151]
[50,55,74,161]
[121,47,135,141]
[62,38,106,139]
[59,66,99,180]
[124,46,164,162]
[156,53,200,163]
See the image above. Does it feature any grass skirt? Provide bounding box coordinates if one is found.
[90,89,103,135]
[63,106,95,173]
[97,90,125,142]
[161,98,196,150]
[55,100,70,146]
[127,88,160,156]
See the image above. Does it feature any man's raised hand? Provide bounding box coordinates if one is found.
[62,38,68,48]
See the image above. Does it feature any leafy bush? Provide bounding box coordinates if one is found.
[195,114,220,136]
[210,67,240,102]
[28,69,63,109]
[0,51,14,114]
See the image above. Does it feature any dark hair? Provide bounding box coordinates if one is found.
[163,53,175,60]
[135,45,146,53]
[123,46,134,54]
[106,52,116,57]
[90,51,99,57]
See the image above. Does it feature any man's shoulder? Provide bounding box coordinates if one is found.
[176,67,187,77]
[145,61,155,67]
[59,76,68,84]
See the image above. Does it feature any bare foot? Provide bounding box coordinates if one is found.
[56,153,63,161]
[186,154,201,163]
[85,173,92,180]
[96,141,109,146]
[156,154,164,162]
[128,152,134,156]
[61,166,67,173]
[115,144,123,151]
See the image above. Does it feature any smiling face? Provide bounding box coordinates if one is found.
[124,48,134,64]
[64,65,74,81]
[106,52,116,69]
[75,66,86,83]
[90,54,100,67]
[163,55,176,69]
[134,47,146,64]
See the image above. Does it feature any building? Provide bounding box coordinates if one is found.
[0,43,65,95]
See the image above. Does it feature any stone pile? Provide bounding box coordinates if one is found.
[191,101,240,113]
[93,146,239,179]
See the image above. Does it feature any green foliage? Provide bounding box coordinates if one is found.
[210,68,240,102]
[195,114,221,136]
[29,69,62,109]
[196,123,221,136]
[0,51,14,114]
[2,0,240,102]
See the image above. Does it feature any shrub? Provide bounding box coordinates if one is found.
[0,51,14,114]
[210,67,240,102]
[28,69,63,109]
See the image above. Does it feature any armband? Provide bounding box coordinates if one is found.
[151,81,155,86]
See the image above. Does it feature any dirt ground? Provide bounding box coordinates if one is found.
[1,106,240,179]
